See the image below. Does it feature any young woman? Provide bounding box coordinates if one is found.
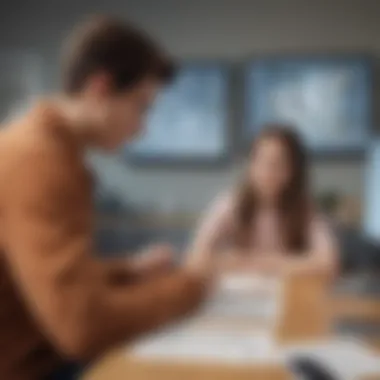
[189,125,337,276]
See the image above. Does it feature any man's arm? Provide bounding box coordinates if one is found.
[99,245,174,285]
[251,217,338,277]
[3,145,206,360]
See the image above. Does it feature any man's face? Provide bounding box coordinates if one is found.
[89,76,162,150]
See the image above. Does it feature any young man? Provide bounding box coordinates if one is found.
[0,16,210,380]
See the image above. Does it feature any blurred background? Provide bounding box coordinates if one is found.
[1,0,380,342]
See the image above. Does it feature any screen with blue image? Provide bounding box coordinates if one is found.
[244,57,372,152]
[128,64,229,160]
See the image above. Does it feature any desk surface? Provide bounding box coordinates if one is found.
[83,274,379,380]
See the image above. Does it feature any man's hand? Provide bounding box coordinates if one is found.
[133,243,175,277]
[184,248,219,294]
[103,244,175,286]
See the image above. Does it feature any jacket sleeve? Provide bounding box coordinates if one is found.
[3,144,205,360]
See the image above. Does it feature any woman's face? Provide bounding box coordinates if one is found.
[249,137,292,202]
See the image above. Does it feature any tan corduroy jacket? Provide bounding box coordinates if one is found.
[0,103,205,380]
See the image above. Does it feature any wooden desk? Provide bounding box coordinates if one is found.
[83,273,332,380]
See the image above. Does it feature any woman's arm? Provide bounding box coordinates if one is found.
[302,215,338,275]
[187,193,234,268]
[253,216,338,277]
[188,194,263,273]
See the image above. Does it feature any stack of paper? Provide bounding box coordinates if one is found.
[131,274,283,362]
[200,274,283,321]
[133,327,278,363]
[129,274,380,378]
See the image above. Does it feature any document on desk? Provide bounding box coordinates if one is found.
[131,274,283,363]
[200,274,283,321]
[132,327,279,363]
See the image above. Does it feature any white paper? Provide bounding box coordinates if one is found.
[131,274,283,363]
[133,327,278,363]
[200,274,283,321]
[129,275,380,378]
[132,336,380,378]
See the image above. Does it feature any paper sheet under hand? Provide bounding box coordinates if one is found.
[132,327,279,363]
[128,274,380,378]
[132,335,380,378]
[200,274,283,320]
[131,274,283,363]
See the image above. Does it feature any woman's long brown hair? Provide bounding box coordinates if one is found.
[234,125,311,253]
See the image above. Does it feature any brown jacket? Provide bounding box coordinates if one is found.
[0,103,204,380]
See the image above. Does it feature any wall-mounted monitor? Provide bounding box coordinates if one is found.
[244,55,373,156]
[127,63,231,166]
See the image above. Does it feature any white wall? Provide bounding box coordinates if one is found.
[0,0,377,213]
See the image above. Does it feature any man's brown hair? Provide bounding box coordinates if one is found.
[62,16,175,94]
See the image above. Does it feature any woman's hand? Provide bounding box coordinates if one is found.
[214,252,286,276]
[252,254,287,274]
